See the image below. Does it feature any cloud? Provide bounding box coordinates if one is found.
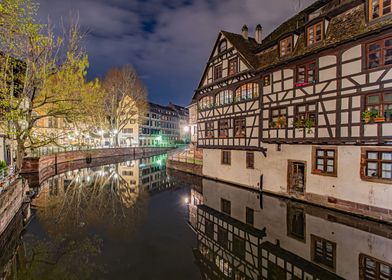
[37,0,316,105]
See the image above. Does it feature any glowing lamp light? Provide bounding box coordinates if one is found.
[184,197,190,204]
[183,126,190,133]
[113,129,118,134]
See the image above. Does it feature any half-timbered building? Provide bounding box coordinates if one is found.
[188,178,392,279]
[192,0,392,217]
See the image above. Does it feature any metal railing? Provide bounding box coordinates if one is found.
[28,144,183,158]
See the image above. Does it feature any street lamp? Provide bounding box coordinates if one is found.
[183,126,190,133]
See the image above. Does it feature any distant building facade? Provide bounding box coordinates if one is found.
[139,102,180,147]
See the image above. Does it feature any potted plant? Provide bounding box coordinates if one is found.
[362,110,374,124]
[293,119,303,129]
[269,121,276,128]
[374,114,385,123]
[304,118,315,134]
[276,116,286,128]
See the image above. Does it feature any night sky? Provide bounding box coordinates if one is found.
[37,0,315,106]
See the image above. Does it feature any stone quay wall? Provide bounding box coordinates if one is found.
[21,147,172,174]
[166,159,203,177]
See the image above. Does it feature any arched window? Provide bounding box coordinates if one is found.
[218,40,227,53]
[215,90,233,106]
[199,96,214,110]
[235,83,259,102]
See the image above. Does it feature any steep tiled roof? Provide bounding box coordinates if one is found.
[220,0,392,73]
[220,31,260,69]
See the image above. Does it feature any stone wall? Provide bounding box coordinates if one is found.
[21,147,171,174]
[0,179,27,237]
[166,159,203,177]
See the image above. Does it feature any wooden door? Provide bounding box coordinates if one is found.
[288,161,306,194]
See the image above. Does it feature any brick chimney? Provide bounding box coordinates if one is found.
[242,25,249,40]
[255,24,262,44]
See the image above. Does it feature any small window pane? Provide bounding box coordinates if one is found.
[385,93,392,102]
[368,95,380,104]
[382,153,392,160]
[317,150,324,157]
[327,151,335,157]
[369,43,381,51]
[367,162,379,177]
[367,152,378,160]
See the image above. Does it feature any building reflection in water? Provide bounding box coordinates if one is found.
[32,154,169,238]
[189,179,392,280]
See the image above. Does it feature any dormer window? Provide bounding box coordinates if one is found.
[369,0,392,20]
[307,21,324,46]
[280,36,293,57]
[219,40,227,53]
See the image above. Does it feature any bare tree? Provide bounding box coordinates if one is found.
[102,65,149,146]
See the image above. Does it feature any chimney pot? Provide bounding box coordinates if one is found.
[255,24,262,44]
[242,25,249,40]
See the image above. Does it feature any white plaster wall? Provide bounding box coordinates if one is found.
[203,145,392,209]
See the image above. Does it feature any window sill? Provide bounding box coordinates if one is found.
[361,176,392,184]
[295,81,317,88]
[311,170,337,177]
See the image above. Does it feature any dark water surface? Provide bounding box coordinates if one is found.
[2,153,392,279]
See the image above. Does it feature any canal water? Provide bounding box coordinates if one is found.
[1,153,392,279]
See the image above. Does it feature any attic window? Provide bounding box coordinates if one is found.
[219,40,227,53]
[280,36,293,57]
[307,21,324,46]
[369,0,392,20]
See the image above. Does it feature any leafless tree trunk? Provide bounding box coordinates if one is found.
[102,65,149,147]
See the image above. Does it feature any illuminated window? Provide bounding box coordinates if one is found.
[235,83,259,102]
[215,90,233,106]
[280,36,293,56]
[307,22,323,46]
[367,37,392,69]
[199,96,214,110]
[369,0,392,20]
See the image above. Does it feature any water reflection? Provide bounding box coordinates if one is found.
[189,179,392,280]
[32,154,168,239]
